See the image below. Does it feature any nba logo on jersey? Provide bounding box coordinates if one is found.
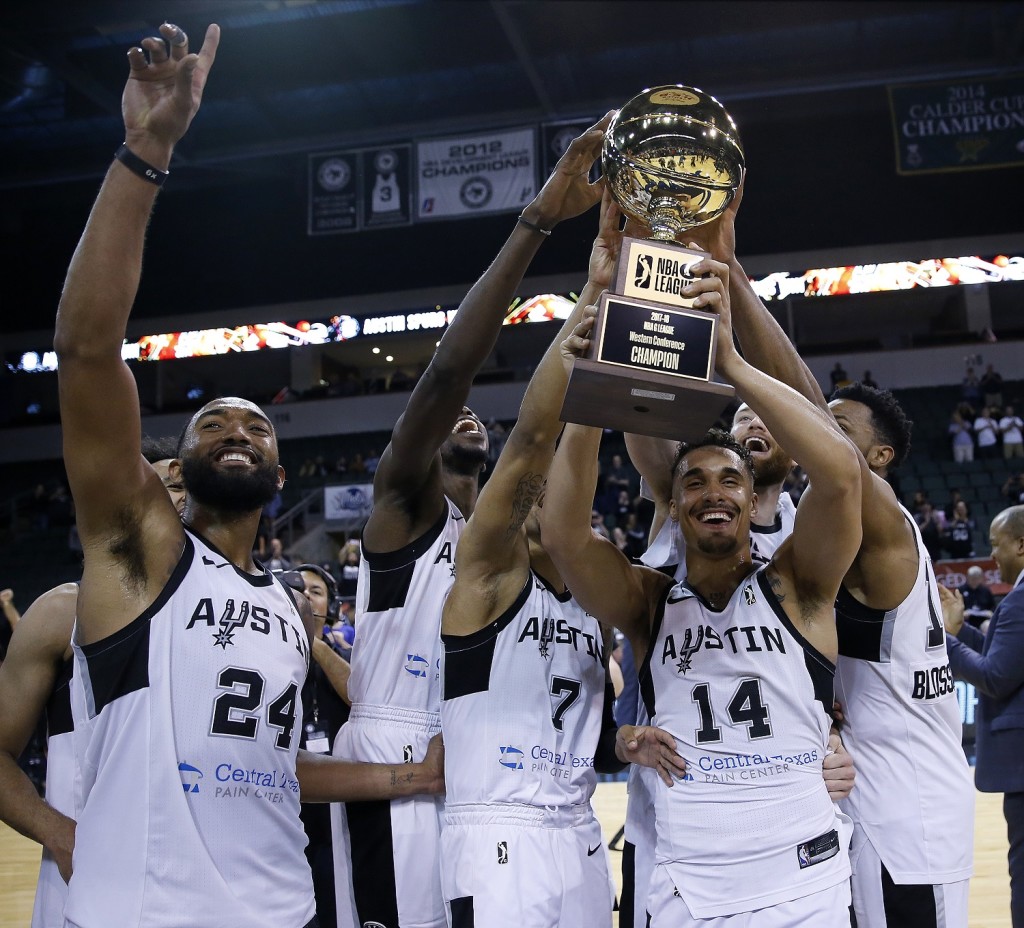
[497,841,509,865]
[743,584,756,605]
[403,744,414,764]
[178,761,203,794]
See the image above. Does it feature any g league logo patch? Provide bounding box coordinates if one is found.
[634,253,653,290]
[497,841,509,865]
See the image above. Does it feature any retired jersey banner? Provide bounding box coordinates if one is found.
[889,75,1024,175]
[540,119,601,184]
[308,150,360,235]
[416,127,537,220]
[360,144,412,229]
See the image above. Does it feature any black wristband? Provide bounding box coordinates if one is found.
[516,214,552,236]
[115,143,168,187]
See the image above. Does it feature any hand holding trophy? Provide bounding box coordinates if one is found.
[560,85,745,440]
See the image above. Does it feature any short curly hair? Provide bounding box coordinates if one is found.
[671,428,756,484]
[830,382,912,469]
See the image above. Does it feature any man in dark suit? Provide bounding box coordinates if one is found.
[942,504,1024,927]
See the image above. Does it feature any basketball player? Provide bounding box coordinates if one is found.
[690,186,973,925]
[616,408,855,928]
[0,437,183,927]
[439,192,682,926]
[329,113,612,928]
[540,254,864,925]
[54,24,442,928]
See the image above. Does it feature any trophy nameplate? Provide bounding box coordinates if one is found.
[560,237,734,441]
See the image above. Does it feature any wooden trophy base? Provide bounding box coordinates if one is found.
[560,358,735,442]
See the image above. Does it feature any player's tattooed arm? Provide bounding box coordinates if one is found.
[505,472,545,541]
[765,566,787,603]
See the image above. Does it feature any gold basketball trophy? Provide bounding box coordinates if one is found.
[560,85,745,440]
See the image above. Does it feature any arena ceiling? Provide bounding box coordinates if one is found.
[1,0,1020,189]
[1,0,1022,334]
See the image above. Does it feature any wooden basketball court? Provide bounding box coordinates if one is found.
[0,784,1010,926]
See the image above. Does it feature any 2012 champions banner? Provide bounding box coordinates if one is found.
[416,127,537,220]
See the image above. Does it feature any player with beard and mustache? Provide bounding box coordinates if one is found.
[328,115,612,928]
[52,24,444,928]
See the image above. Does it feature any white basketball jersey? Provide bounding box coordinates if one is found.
[441,572,607,809]
[641,492,796,581]
[67,528,314,928]
[31,658,74,928]
[631,492,797,841]
[645,566,849,918]
[339,499,464,760]
[836,505,974,883]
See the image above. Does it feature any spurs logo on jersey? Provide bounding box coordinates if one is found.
[643,566,848,919]
[185,596,309,661]
[517,614,605,666]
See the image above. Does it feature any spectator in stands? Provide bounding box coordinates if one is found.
[829,361,848,389]
[348,452,366,475]
[337,548,360,599]
[0,589,20,662]
[975,406,1001,460]
[1001,405,1024,459]
[944,500,976,558]
[485,419,507,466]
[265,537,291,571]
[861,370,879,389]
[363,449,380,475]
[590,509,611,540]
[622,512,648,560]
[299,458,316,478]
[949,409,974,463]
[334,455,348,475]
[613,488,635,525]
[915,502,945,562]
[1004,472,1024,507]
[960,565,996,629]
[962,366,983,410]
[605,453,632,496]
[944,488,967,522]
[981,363,1004,408]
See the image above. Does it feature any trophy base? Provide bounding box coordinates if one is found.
[560,359,736,442]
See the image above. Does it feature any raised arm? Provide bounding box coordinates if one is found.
[0,584,78,881]
[366,116,612,546]
[541,423,669,662]
[686,182,827,409]
[688,258,862,646]
[56,24,219,542]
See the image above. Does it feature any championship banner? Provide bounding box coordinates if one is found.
[308,150,360,235]
[889,74,1024,175]
[416,127,537,220]
[360,145,412,228]
[324,484,374,530]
